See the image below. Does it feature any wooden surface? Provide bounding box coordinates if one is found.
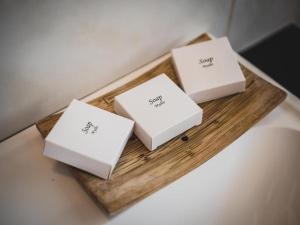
[36,34,287,215]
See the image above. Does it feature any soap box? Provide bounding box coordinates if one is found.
[171,37,246,103]
[43,99,134,179]
[114,74,203,151]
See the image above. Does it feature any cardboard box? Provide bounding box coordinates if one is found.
[171,37,246,103]
[114,74,203,151]
[43,99,134,179]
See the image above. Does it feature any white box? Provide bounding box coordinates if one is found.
[43,99,134,179]
[171,37,246,103]
[114,74,203,151]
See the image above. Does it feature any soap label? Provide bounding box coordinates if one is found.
[149,95,165,108]
[199,57,214,68]
[81,121,98,135]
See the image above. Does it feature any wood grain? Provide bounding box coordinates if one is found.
[36,33,287,215]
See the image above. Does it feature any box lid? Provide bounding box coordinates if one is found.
[114,74,202,149]
[44,99,134,179]
[171,37,245,97]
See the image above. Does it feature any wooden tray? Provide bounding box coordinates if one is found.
[36,34,286,215]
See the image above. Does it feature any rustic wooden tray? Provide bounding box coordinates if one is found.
[36,34,286,215]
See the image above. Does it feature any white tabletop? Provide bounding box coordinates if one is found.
[1,50,300,225]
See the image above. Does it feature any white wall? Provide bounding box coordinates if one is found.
[0,0,231,140]
[0,0,299,140]
[228,0,300,50]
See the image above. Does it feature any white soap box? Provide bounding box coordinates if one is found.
[114,74,203,151]
[171,37,246,103]
[43,99,134,179]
